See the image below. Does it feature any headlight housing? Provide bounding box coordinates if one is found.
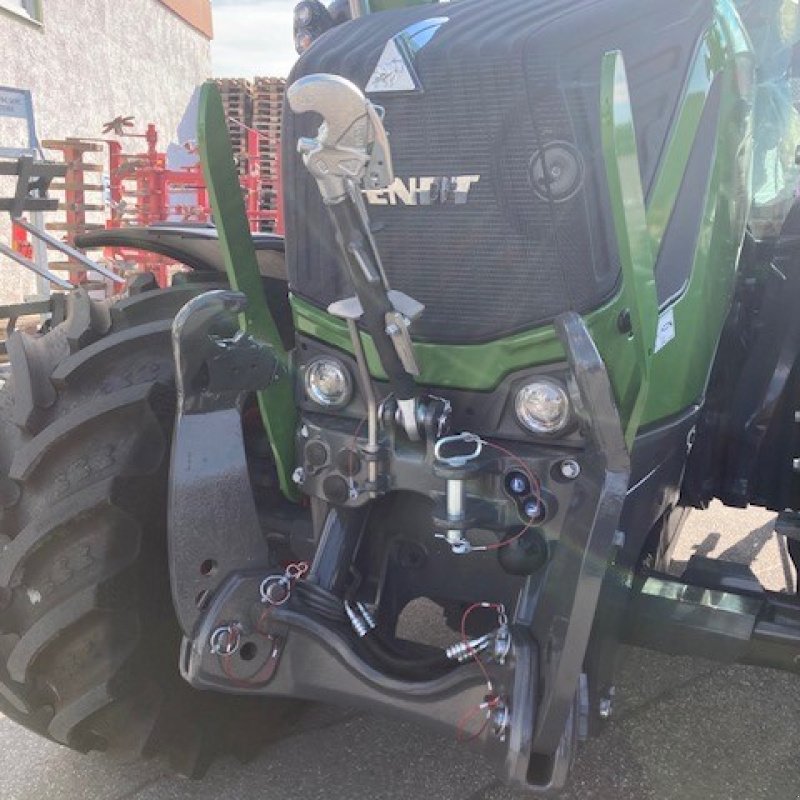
[304,357,352,409]
[514,378,571,435]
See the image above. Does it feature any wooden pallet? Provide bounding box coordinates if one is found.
[252,77,285,117]
[215,78,254,129]
[252,77,284,212]
[253,76,285,88]
[212,76,285,229]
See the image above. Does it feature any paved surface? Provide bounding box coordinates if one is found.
[2,503,800,800]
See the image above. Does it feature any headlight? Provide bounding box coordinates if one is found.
[305,357,352,408]
[514,378,570,435]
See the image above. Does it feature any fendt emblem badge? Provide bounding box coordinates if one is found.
[364,175,481,206]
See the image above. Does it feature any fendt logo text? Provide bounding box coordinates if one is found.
[364,175,481,206]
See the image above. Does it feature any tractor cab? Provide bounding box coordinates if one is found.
[737,0,800,236]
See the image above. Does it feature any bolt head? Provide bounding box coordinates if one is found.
[508,472,529,496]
[449,537,472,555]
[523,498,542,520]
[292,467,306,485]
[598,697,613,720]
[560,459,581,480]
[490,703,510,740]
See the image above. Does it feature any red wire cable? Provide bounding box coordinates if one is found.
[481,439,542,498]
[217,563,309,686]
[476,439,543,552]
[456,602,504,743]
[456,702,492,743]
[460,602,502,688]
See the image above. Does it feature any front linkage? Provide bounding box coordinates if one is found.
[164,77,629,791]
[166,78,800,792]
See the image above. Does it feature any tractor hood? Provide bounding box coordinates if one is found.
[283,0,714,344]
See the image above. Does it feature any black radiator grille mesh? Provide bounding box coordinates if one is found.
[283,0,713,344]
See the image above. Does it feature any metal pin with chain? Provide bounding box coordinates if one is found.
[259,561,309,606]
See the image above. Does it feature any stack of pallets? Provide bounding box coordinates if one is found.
[41,138,106,285]
[214,78,253,175]
[253,76,285,230]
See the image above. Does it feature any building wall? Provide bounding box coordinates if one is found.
[159,0,214,38]
[0,0,211,303]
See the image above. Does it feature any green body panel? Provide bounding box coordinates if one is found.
[293,291,631,388]
[291,1,754,433]
[599,50,657,448]
[198,82,299,500]
[640,7,754,423]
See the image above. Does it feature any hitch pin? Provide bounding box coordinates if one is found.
[434,433,483,554]
[260,562,309,606]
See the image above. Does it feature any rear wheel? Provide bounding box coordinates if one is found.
[0,282,294,775]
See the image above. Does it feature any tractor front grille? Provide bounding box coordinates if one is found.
[283,0,712,344]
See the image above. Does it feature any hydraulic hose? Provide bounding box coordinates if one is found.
[298,509,453,680]
[294,580,347,622]
[358,630,454,680]
[293,582,455,679]
[307,507,366,596]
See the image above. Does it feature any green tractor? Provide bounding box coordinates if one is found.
[2,0,800,790]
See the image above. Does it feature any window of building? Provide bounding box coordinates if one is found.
[0,0,41,24]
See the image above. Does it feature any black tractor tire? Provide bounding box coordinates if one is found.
[0,282,294,776]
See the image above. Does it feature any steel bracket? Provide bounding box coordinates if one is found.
[516,311,630,790]
[168,290,279,637]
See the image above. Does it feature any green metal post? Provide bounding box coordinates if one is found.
[600,50,659,449]
[198,81,299,500]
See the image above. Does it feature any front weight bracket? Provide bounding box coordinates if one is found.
[168,290,281,637]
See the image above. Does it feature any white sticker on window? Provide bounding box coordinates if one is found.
[654,308,676,354]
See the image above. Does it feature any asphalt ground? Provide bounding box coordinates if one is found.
[2,502,799,800]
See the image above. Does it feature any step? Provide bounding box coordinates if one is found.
[57,203,106,212]
[0,161,67,178]
[64,163,103,173]
[625,570,800,675]
[42,139,104,152]
[0,198,59,213]
[50,181,105,192]
[680,554,764,595]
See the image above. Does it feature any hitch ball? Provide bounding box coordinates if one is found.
[497,526,549,576]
